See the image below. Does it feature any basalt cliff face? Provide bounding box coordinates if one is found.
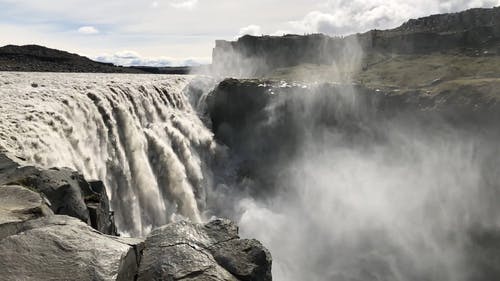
[212,7,500,77]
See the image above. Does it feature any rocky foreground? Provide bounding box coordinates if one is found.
[0,153,272,281]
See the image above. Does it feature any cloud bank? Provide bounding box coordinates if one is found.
[94,50,209,66]
[286,0,500,35]
[1,0,500,60]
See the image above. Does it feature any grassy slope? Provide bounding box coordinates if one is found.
[266,52,500,103]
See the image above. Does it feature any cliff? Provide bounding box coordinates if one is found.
[212,7,500,77]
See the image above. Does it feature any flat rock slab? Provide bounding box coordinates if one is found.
[0,184,53,240]
[0,215,142,281]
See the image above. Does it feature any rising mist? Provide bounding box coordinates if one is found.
[205,37,500,281]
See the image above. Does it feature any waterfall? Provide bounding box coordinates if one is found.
[0,72,216,236]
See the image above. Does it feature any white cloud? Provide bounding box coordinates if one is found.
[238,25,262,37]
[289,11,348,35]
[2,0,500,58]
[94,50,209,66]
[169,0,198,10]
[77,26,99,35]
[287,0,500,35]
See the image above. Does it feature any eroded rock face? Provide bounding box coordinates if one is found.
[138,219,272,281]
[0,215,143,281]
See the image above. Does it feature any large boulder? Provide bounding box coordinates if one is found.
[0,215,144,281]
[0,153,116,235]
[0,184,53,240]
[138,219,272,281]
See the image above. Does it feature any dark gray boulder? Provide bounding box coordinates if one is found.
[0,215,144,281]
[138,219,272,281]
[209,239,272,281]
[0,153,116,234]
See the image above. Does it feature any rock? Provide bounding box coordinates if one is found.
[137,218,272,281]
[0,153,117,234]
[209,239,272,281]
[0,184,53,240]
[0,153,272,280]
[15,167,91,223]
[0,215,143,281]
[87,180,118,235]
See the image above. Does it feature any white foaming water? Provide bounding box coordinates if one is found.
[0,72,216,236]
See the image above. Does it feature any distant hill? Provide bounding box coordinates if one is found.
[0,45,198,74]
[0,45,146,73]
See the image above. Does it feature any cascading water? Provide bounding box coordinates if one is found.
[0,72,217,236]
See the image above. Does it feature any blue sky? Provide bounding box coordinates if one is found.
[1,0,499,66]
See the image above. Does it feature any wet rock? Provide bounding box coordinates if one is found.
[0,215,142,281]
[137,219,272,281]
[87,180,117,235]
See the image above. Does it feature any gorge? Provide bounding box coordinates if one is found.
[1,6,500,281]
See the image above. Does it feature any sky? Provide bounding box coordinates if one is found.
[0,0,499,66]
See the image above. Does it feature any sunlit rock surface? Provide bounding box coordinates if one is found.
[0,215,142,281]
[138,219,272,281]
[0,184,53,240]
